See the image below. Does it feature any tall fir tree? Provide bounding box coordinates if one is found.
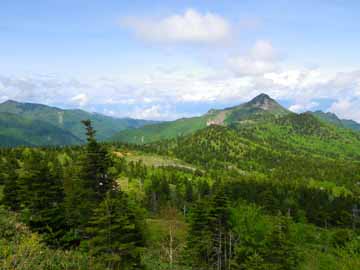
[262,214,298,270]
[1,156,21,211]
[18,150,66,246]
[184,199,213,270]
[80,120,114,203]
[184,188,232,270]
[85,190,145,270]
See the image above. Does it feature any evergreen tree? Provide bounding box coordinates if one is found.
[184,188,232,270]
[85,190,145,270]
[208,188,232,270]
[262,215,298,270]
[80,120,114,203]
[184,199,213,269]
[18,151,66,246]
[1,156,21,211]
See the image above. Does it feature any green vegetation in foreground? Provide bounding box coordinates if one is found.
[1,112,360,269]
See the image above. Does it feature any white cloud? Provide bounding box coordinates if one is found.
[1,65,360,122]
[122,9,231,44]
[251,40,278,61]
[71,93,88,107]
[227,57,277,76]
[227,40,280,76]
[329,99,360,122]
[289,101,319,113]
[130,105,191,121]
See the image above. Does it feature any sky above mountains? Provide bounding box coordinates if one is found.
[1,0,360,121]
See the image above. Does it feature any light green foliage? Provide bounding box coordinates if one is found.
[111,115,209,144]
[0,207,105,270]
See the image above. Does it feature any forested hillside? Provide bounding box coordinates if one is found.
[0,112,82,147]
[0,100,156,145]
[111,94,360,145]
[1,117,360,269]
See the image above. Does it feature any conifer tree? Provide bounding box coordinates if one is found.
[1,156,21,211]
[18,150,66,246]
[85,190,145,270]
[184,199,213,269]
[184,188,232,270]
[80,120,114,203]
[262,215,298,270]
[208,188,231,270]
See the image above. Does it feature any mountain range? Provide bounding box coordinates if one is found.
[0,94,359,147]
[0,100,156,147]
[111,93,360,144]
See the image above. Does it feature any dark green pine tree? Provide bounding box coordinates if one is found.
[1,156,21,211]
[262,215,298,270]
[208,188,231,270]
[184,199,213,269]
[80,120,114,203]
[19,151,66,246]
[85,190,145,270]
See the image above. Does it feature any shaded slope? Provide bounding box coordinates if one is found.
[0,100,156,141]
[0,112,82,146]
[310,110,360,131]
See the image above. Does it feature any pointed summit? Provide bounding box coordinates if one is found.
[246,93,284,112]
[250,93,272,103]
[248,94,280,107]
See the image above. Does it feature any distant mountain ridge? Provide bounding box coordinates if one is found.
[111,93,360,144]
[111,93,292,144]
[0,112,82,147]
[1,95,359,147]
[0,100,157,146]
[309,110,360,131]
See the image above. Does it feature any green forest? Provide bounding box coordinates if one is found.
[1,115,360,270]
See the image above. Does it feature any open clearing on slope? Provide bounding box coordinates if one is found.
[114,150,198,171]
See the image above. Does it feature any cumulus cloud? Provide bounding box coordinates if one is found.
[227,40,280,76]
[122,9,231,44]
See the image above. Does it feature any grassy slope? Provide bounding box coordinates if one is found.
[122,151,198,171]
[111,116,209,144]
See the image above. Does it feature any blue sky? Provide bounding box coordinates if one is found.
[1,0,360,121]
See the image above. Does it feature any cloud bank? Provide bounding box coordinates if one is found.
[1,66,360,121]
